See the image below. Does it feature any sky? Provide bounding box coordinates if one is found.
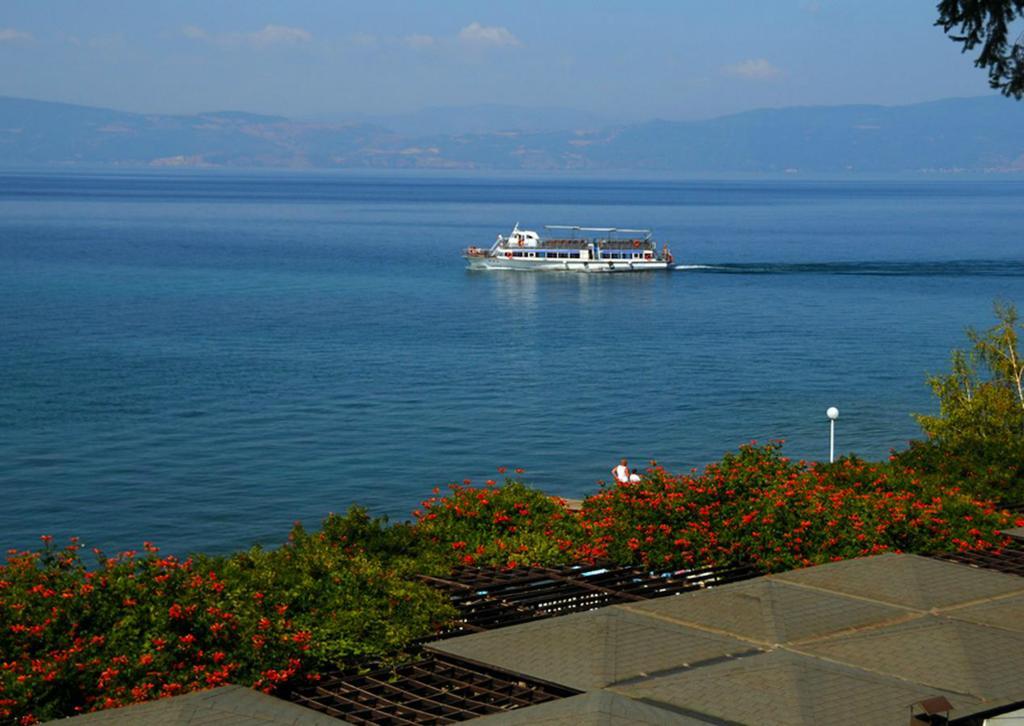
[0,1,1002,121]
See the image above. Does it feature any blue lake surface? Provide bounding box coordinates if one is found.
[2,171,1023,555]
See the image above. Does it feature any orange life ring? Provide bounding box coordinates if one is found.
[632,240,640,248]
[505,252,513,258]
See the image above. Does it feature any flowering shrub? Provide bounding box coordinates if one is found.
[578,442,1023,572]
[4,448,1022,723]
[890,437,1024,505]
[0,508,454,724]
[414,475,584,568]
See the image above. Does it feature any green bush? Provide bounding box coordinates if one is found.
[414,477,584,568]
[0,508,454,724]
[910,301,1024,502]
[578,442,1020,573]
[5,441,1023,723]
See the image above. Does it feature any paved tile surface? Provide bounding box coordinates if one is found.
[427,606,756,691]
[56,685,344,725]
[622,577,915,645]
[772,553,1024,609]
[611,650,986,726]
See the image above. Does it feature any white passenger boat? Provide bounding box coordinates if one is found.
[464,224,674,272]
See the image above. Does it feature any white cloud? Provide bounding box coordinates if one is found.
[458,22,520,47]
[181,24,312,49]
[88,33,127,51]
[247,25,311,47]
[181,25,208,41]
[722,58,781,80]
[0,28,34,43]
[403,34,435,49]
[350,33,379,48]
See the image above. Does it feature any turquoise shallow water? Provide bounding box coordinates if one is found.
[2,172,1024,554]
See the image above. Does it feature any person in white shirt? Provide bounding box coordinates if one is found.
[612,458,630,484]
[628,469,642,483]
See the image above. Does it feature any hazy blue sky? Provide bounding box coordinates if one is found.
[0,1,1000,120]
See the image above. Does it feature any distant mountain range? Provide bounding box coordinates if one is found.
[1,95,1023,174]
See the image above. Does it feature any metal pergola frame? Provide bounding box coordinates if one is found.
[290,654,577,724]
[419,561,759,637]
[932,543,1024,577]
[288,561,760,723]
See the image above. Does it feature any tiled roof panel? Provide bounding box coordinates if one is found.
[773,553,1024,609]
[941,591,1024,633]
[56,685,344,725]
[796,616,1024,701]
[621,577,917,645]
[426,607,758,691]
[471,691,707,725]
[610,650,986,726]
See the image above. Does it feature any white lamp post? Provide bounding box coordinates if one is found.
[826,407,839,463]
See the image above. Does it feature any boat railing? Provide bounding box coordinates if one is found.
[540,239,592,249]
[596,239,655,250]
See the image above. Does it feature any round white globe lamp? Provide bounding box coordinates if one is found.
[826,407,839,462]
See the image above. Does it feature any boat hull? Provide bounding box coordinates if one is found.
[465,256,671,273]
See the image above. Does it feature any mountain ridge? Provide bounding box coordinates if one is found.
[1,95,1022,173]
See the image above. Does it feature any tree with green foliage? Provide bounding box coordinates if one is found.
[916,301,1024,442]
[937,0,1024,98]
[902,301,1024,502]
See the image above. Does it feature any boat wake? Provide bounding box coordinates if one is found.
[674,260,1024,277]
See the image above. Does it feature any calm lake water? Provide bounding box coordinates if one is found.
[2,172,1024,555]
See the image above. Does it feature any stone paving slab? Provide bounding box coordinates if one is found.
[610,649,989,726]
[796,615,1024,701]
[55,685,345,725]
[621,577,917,646]
[426,606,757,691]
[772,553,1024,609]
[472,691,708,725]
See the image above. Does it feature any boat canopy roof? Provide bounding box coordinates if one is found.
[544,225,652,239]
